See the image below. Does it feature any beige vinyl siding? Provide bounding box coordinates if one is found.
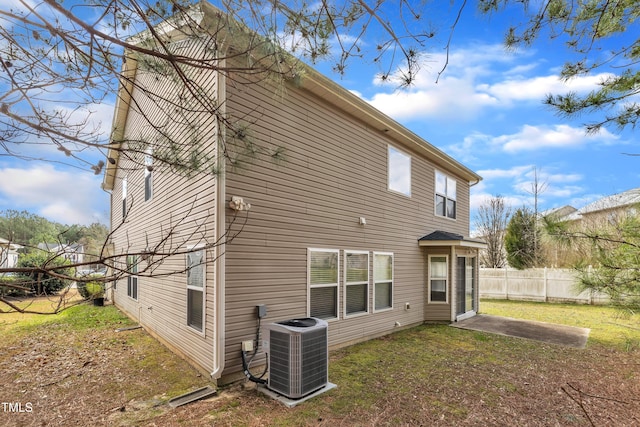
[109,37,219,373]
[221,68,471,377]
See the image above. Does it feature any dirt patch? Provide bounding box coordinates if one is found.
[0,304,209,427]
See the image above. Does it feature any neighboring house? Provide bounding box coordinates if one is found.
[541,205,577,221]
[102,3,486,384]
[0,237,22,270]
[561,187,640,226]
[37,243,84,265]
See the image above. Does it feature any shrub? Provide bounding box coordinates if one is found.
[0,275,29,297]
[16,251,75,295]
[78,277,104,300]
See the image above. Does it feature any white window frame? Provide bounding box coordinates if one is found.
[122,176,128,219]
[373,252,394,312]
[343,250,370,318]
[435,171,457,219]
[126,255,138,301]
[186,245,206,334]
[388,145,412,197]
[307,248,340,321]
[144,147,153,202]
[428,254,449,304]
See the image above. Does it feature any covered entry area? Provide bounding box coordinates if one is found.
[419,231,487,322]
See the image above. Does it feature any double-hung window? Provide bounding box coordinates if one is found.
[144,147,153,202]
[186,249,205,332]
[122,177,128,219]
[373,252,393,311]
[388,146,411,197]
[435,171,456,219]
[429,255,448,303]
[308,249,339,320]
[344,251,369,316]
[126,255,138,300]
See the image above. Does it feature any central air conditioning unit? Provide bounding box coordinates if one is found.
[265,317,328,399]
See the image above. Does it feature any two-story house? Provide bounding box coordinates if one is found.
[102,3,486,384]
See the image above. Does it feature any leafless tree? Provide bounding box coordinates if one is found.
[525,167,548,266]
[474,195,511,268]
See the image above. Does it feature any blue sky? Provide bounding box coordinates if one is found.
[0,1,638,227]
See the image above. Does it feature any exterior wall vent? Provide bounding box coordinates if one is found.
[265,317,328,399]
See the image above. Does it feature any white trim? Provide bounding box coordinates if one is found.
[343,250,370,318]
[373,252,394,312]
[418,239,487,249]
[428,254,449,304]
[211,62,226,379]
[307,248,340,321]
[456,310,476,322]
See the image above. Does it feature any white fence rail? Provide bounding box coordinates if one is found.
[479,267,610,304]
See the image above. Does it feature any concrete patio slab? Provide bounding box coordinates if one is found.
[452,314,590,349]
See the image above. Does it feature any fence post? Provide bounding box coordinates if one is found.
[587,265,593,305]
[544,267,548,302]
[505,267,509,300]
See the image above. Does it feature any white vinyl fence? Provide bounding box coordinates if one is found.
[479,267,610,304]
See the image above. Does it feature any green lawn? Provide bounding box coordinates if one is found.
[480,299,640,350]
[1,300,639,426]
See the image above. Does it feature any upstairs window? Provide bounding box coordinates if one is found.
[308,249,339,320]
[388,146,411,197]
[436,171,456,219]
[144,148,153,201]
[122,177,128,219]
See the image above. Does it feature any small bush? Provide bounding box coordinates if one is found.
[0,275,30,297]
[77,275,104,299]
[16,251,75,295]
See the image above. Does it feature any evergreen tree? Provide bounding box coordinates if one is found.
[505,208,541,269]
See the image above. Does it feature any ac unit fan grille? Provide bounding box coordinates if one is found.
[268,326,327,398]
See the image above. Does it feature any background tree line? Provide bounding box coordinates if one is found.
[476,193,640,312]
[0,209,108,255]
[0,211,109,300]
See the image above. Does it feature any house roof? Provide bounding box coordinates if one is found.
[102,2,482,192]
[0,237,23,250]
[562,187,640,221]
[418,230,487,249]
[540,205,577,219]
[38,243,83,252]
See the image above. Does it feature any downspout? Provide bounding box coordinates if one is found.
[211,58,227,380]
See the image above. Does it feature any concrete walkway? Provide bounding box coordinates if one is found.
[452,314,590,349]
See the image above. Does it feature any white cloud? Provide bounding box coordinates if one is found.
[475,164,586,210]
[367,77,499,121]
[359,41,612,122]
[0,164,107,225]
[477,165,535,180]
[478,72,614,104]
[491,124,619,152]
